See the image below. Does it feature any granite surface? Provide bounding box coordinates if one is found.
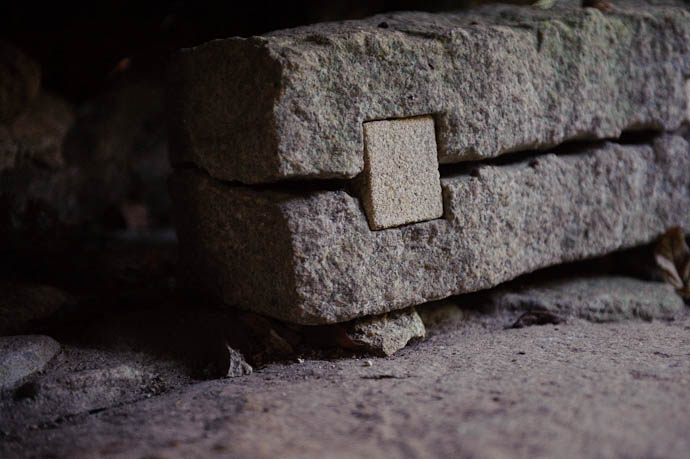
[171,134,690,324]
[169,2,690,183]
[360,116,442,230]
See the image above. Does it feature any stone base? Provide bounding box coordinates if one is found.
[171,134,690,324]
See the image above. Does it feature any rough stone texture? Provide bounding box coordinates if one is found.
[492,276,686,322]
[169,2,690,184]
[0,335,60,390]
[361,116,442,230]
[0,41,41,125]
[223,345,253,377]
[345,307,425,356]
[4,310,690,459]
[25,366,151,414]
[3,245,690,457]
[4,364,170,427]
[171,134,690,324]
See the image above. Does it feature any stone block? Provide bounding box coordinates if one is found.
[491,276,685,323]
[169,2,690,184]
[170,135,690,325]
[361,116,442,230]
[0,41,41,125]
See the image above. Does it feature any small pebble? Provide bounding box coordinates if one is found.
[363,360,373,367]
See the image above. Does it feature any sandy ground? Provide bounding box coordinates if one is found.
[1,308,689,459]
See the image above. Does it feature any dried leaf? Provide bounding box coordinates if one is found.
[654,227,690,299]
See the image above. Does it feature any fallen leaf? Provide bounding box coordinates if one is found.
[654,227,690,299]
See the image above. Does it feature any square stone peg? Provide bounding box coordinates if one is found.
[361,116,443,230]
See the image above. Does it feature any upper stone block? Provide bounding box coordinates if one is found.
[362,116,442,230]
[169,2,690,184]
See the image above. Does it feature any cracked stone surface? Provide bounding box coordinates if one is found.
[171,134,690,324]
[2,308,690,459]
[169,1,690,183]
[361,116,442,230]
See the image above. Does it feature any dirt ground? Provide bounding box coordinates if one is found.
[2,307,689,459]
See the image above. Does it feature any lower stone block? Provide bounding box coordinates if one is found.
[170,134,690,325]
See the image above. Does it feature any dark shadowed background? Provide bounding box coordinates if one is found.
[0,1,473,104]
[0,0,479,252]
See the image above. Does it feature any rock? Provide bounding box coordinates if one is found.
[62,74,171,230]
[0,74,171,249]
[171,134,690,324]
[360,116,442,230]
[169,2,690,184]
[0,282,77,336]
[198,337,254,379]
[0,125,18,172]
[0,42,41,125]
[344,307,425,356]
[224,345,253,377]
[178,308,298,376]
[0,92,75,238]
[0,335,60,390]
[9,92,75,169]
[492,276,686,322]
[8,365,166,420]
[0,92,77,249]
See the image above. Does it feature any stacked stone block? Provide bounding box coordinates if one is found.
[169,1,690,325]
